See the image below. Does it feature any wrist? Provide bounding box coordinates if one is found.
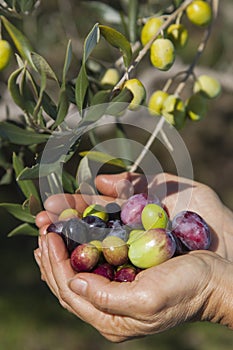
[223,206,233,261]
[200,252,233,329]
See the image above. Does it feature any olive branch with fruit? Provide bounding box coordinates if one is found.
[0,0,221,276]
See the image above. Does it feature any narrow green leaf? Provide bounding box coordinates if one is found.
[17,162,60,180]
[8,67,25,110]
[13,153,40,200]
[31,52,58,82]
[79,151,127,169]
[7,222,38,237]
[1,16,34,66]
[128,0,139,43]
[62,40,73,82]
[83,23,100,63]
[20,68,36,114]
[99,25,132,67]
[54,87,69,128]
[41,91,57,120]
[33,70,47,118]
[0,122,49,145]
[0,203,35,223]
[75,65,89,112]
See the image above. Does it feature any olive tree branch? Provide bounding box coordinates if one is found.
[129,1,217,173]
[114,0,193,91]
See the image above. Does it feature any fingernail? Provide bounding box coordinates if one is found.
[69,278,88,295]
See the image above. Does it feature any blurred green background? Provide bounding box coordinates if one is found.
[0,1,233,349]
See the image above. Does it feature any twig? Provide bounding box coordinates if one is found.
[114,0,193,90]
[129,1,217,173]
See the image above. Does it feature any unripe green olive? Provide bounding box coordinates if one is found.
[0,40,12,71]
[166,23,188,50]
[150,38,175,71]
[186,93,208,121]
[100,68,120,86]
[83,204,108,221]
[162,94,186,129]
[148,90,169,116]
[58,208,80,221]
[140,17,164,46]
[186,1,212,27]
[123,78,146,110]
[193,74,221,99]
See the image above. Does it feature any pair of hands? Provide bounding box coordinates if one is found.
[34,172,233,342]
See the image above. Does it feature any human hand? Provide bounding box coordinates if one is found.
[34,172,233,342]
[34,232,233,342]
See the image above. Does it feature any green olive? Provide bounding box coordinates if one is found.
[100,68,120,86]
[148,90,169,116]
[162,94,186,128]
[166,23,188,50]
[186,93,208,121]
[150,38,175,71]
[0,40,12,71]
[140,17,164,46]
[123,78,146,110]
[186,1,212,27]
[83,204,108,221]
[193,75,221,99]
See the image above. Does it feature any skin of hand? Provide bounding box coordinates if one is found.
[34,172,233,342]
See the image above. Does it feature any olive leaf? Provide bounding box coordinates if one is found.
[53,40,73,128]
[12,152,40,200]
[99,25,132,67]
[75,23,100,112]
[75,64,89,113]
[83,23,100,63]
[62,40,73,81]
[79,151,127,169]
[0,203,35,223]
[0,121,50,145]
[1,16,34,66]
[8,67,26,110]
[128,0,139,43]
[7,223,38,237]
[31,52,58,82]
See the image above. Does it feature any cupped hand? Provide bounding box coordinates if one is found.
[35,232,229,342]
[34,172,233,342]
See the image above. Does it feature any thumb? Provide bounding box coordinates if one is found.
[95,172,148,198]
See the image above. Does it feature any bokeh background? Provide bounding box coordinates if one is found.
[0,1,232,349]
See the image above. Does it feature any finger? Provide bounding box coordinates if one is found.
[39,224,50,236]
[72,193,117,214]
[35,210,58,228]
[95,172,148,198]
[46,234,154,338]
[68,270,156,319]
[46,234,103,321]
[44,194,75,214]
[34,248,41,266]
[40,234,61,296]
